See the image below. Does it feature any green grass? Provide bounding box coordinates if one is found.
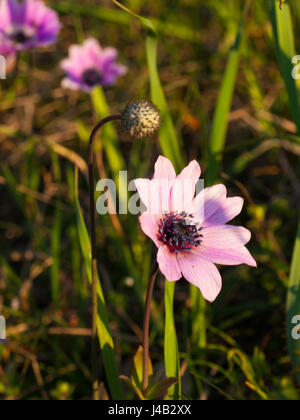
[0,0,300,400]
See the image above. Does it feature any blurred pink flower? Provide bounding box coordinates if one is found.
[61,38,127,93]
[0,0,61,51]
[134,156,256,302]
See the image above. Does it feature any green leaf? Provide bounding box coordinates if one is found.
[146,35,184,172]
[191,284,207,350]
[131,346,153,392]
[280,0,285,9]
[206,0,251,184]
[147,377,178,400]
[227,349,268,400]
[286,222,300,387]
[74,169,123,399]
[164,281,181,399]
[112,0,156,35]
[269,0,300,134]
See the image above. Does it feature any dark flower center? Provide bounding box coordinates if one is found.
[82,68,103,87]
[158,212,203,254]
[7,26,35,44]
[13,31,29,43]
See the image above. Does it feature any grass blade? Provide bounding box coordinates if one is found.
[146,35,184,172]
[286,223,300,386]
[191,285,206,350]
[189,370,235,400]
[74,168,123,399]
[164,282,181,399]
[269,0,300,134]
[54,0,199,42]
[206,0,251,184]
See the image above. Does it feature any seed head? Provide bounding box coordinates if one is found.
[121,100,161,139]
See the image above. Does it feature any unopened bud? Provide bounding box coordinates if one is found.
[121,100,161,139]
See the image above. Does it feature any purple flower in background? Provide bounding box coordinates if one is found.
[0,0,61,51]
[61,38,127,93]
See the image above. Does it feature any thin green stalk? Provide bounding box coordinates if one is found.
[164,281,181,399]
[142,262,159,395]
[88,115,122,400]
[191,285,206,350]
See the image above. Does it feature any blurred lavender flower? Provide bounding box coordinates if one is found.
[0,0,61,51]
[61,38,127,93]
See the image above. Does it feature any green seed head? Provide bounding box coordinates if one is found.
[121,100,161,139]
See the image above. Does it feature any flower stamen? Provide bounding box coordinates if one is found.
[82,68,103,87]
[6,25,35,44]
[158,212,203,254]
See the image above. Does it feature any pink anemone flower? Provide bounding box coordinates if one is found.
[0,0,61,51]
[61,38,127,93]
[134,156,256,302]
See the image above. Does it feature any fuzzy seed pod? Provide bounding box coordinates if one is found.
[121,100,161,139]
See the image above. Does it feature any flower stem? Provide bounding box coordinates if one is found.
[88,114,121,401]
[142,261,159,395]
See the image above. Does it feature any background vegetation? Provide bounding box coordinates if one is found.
[0,0,300,400]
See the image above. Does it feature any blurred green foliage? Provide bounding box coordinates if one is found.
[0,0,300,400]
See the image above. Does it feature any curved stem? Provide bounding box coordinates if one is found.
[88,114,121,400]
[142,261,159,395]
